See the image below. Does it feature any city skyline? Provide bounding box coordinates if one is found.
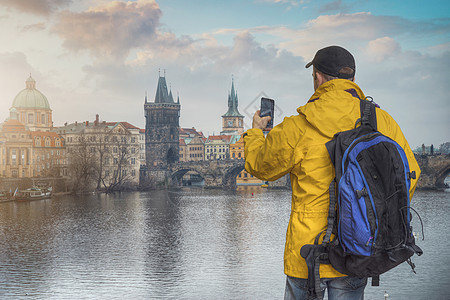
[0,0,449,148]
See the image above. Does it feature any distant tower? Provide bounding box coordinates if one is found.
[144,72,181,169]
[221,77,244,135]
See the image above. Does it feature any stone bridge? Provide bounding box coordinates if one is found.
[416,154,450,189]
[170,160,245,188]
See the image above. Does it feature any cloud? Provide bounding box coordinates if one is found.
[319,0,350,13]
[73,29,305,136]
[21,22,47,32]
[52,0,162,59]
[0,0,71,16]
[0,52,37,120]
[365,37,401,62]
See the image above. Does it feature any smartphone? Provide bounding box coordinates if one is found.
[260,97,275,128]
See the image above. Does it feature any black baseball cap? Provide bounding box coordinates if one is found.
[305,46,355,79]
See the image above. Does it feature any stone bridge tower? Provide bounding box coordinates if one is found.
[144,72,180,170]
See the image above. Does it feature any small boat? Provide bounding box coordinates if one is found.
[15,186,52,201]
[261,181,269,188]
[0,190,13,203]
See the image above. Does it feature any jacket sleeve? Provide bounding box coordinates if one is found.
[244,119,297,181]
[376,109,421,200]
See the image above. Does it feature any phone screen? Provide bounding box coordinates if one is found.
[260,97,274,128]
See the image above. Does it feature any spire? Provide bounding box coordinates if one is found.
[168,87,174,103]
[145,91,148,103]
[154,70,175,103]
[222,76,243,117]
[177,92,180,104]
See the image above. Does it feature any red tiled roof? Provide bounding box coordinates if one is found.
[207,135,232,142]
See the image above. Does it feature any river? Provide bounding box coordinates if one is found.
[0,185,448,300]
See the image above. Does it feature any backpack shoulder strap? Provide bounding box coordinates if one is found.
[360,97,377,130]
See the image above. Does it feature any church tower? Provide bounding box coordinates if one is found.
[221,77,244,135]
[144,72,180,169]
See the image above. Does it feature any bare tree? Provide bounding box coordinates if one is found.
[67,133,97,193]
[99,131,136,193]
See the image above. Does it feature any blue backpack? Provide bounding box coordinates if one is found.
[301,98,423,300]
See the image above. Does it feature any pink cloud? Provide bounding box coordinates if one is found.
[366,37,401,62]
[52,0,162,59]
[0,0,71,16]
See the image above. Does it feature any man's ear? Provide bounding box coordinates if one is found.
[315,71,326,86]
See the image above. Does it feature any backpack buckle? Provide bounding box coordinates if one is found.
[355,187,368,198]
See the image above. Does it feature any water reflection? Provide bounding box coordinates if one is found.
[0,187,448,299]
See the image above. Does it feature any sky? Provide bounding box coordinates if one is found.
[0,0,449,149]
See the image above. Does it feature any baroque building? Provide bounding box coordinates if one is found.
[0,75,67,179]
[144,73,180,169]
[10,75,53,131]
[221,78,244,135]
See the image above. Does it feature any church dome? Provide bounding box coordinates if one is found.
[12,76,50,110]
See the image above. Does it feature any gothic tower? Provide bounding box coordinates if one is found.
[221,77,244,135]
[144,72,180,169]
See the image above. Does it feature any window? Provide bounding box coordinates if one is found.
[131,158,136,165]
[131,137,136,143]
[12,150,16,165]
[131,170,136,177]
[45,138,51,147]
[42,114,45,124]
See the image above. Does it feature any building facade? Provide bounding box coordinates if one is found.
[31,131,67,177]
[55,115,140,190]
[144,74,180,169]
[179,127,206,162]
[229,135,263,185]
[0,119,33,178]
[204,135,232,160]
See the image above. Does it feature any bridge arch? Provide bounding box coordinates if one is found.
[435,165,450,188]
[171,166,206,187]
[170,160,245,188]
[222,163,245,188]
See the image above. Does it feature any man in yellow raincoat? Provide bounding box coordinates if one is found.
[244,46,420,299]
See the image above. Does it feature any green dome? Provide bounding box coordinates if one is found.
[12,76,50,110]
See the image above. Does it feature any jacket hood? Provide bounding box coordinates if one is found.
[297,79,366,138]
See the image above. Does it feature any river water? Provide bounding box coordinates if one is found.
[0,185,448,300]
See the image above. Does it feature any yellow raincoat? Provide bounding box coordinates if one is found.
[244,79,420,279]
